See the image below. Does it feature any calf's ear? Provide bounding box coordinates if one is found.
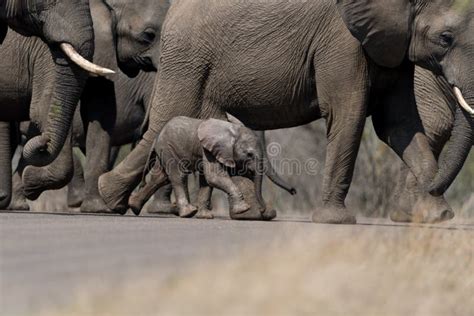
[336,0,413,68]
[198,119,239,168]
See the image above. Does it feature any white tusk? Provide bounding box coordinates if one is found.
[60,43,115,76]
[453,87,474,115]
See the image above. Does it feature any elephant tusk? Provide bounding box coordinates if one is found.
[60,43,115,76]
[453,87,474,115]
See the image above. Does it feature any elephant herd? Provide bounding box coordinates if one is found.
[0,0,472,225]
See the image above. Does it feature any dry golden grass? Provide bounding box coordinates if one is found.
[42,226,473,316]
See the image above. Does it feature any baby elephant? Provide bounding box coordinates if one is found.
[129,116,295,217]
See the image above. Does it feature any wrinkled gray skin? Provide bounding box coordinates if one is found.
[13,0,160,213]
[128,117,295,219]
[0,0,97,167]
[0,0,98,208]
[100,0,474,224]
[381,67,473,223]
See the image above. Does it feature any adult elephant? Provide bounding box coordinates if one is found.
[99,0,474,224]
[0,0,114,168]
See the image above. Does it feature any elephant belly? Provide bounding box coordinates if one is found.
[227,99,322,130]
[211,72,321,130]
[207,46,321,129]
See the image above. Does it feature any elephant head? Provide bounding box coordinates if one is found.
[1,0,115,166]
[102,0,171,77]
[198,119,296,210]
[337,0,474,193]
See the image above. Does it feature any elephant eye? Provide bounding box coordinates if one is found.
[140,28,157,44]
[247,152,255,159]
[439,32,454,48]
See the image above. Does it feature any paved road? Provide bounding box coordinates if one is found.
[0,211,472,315]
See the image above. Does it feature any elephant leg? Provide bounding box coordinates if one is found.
[145,184,178,215]
[129,162,170,216]
[67,149,85,208]
[203,151,250,215]
[80,79,116,214]
[80,120,113,214]
[22,131,74,201]
[0,122,12,209]
[195,174,214,219]
[168,168,197,218]
[7,169,30,211]
[372,63,454,224]
[311,46,369,225]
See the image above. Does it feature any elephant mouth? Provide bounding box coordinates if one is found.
[119,56,156,78]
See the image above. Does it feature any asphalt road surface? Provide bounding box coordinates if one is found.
[1,211,472,315]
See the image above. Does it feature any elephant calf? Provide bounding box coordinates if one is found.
[129,116,295,218]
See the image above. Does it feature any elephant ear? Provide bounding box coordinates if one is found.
[198,119,239,168]
[90,0,118,74]
[336,0,413,68]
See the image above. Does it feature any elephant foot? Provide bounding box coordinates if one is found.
[7,197,30,211]
[389,209,412,223]
[312,205,356,225]
[67,187,84,208]
[231,199,251,215]
[145,199,178,216]
[390,207,454,224]
[128,193,144,216]
[98,171,132,216]
[196,208,214,220]
[230,207,277,221]
[80,197,115,214]
[261,208,277,221]
[178,204,198,218]
[22,166,51,201]
[390,194,455,224]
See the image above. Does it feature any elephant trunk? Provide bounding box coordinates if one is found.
[0,122,12,209]
[23,54,88,166]
[430,104,474,195]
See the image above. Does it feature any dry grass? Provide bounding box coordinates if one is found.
[42,226,473,316]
